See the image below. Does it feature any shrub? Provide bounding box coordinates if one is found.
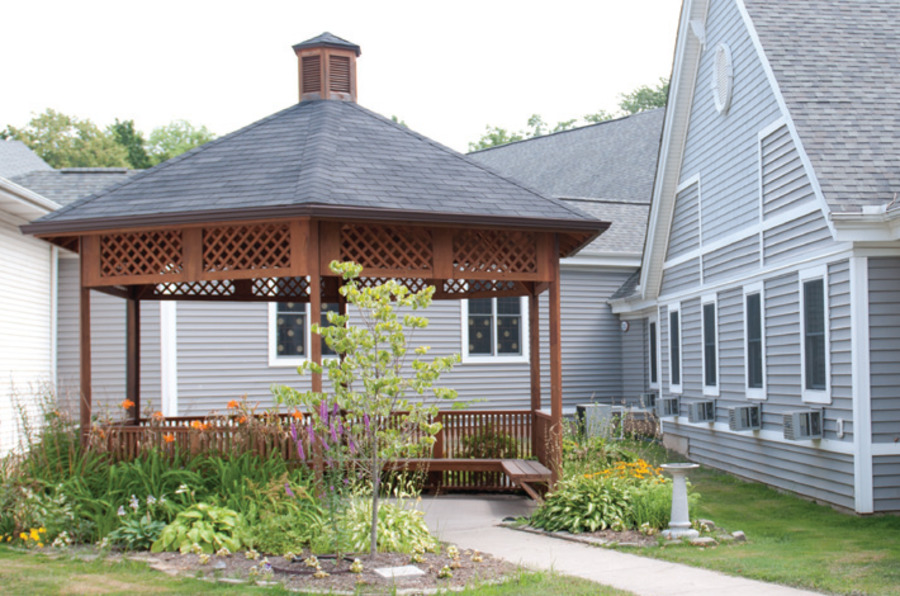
[151,503,242,554]
[530,474,631,533]
[339,497,437,554]
[461,424,518,459]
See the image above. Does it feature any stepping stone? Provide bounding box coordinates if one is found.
[374,565,425,579]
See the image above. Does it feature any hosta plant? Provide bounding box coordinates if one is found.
[151,503,241,554]
[530,474,631,533]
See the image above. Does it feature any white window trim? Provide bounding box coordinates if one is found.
[667,302,683,394]
[701,293,720,397]
[460,296,530,364]
[743,282,767,400]
[799,265,831,404]
[267,302,340,367]
[648,314,661,390]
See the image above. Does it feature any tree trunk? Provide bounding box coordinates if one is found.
[370,450,380,556]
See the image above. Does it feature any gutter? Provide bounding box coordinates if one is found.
[0,177,61,217]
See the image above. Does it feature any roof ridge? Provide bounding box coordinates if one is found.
[293,101,336,205]
[41,102,308,222]
[560,196,652,206]
[345,103,594,221]
[468,108,666,155]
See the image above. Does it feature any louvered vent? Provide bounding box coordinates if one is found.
[329,55,351,94]
[712,42,733,114]
[302,55,322,94]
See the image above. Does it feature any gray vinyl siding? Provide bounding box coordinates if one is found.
[763,210,832,265]
[763,272,801,424]
[660,305,670,396]
[621,318,649,398]
[827,260,854,438]
[717,287,744,401]
[681,298,703,396]
[868,257,900,443]
[761,123,817,218]
[872,455,900,512]
[667,182,700,260]
[703,235,759,284]
[661,258,701,297]
[56,258,162,416]
[665,423,856,510]
[679,0,779,244]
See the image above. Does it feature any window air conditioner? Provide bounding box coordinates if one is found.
[639,392,657,409]
[656,397,679,418]
[783,410,823,440]
[688,400,716,423]
[728,405,761,431]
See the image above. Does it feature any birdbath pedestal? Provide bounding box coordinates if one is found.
[661,463,700,539]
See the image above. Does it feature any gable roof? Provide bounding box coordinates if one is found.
[11,168,135,207]
[26,100,605,248]
[0,140,52,179]
[468,110,663,256]
[745,0,900,213]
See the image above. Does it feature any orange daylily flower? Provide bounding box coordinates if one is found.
[120,399,135,409]
[227,400,240,409]
[190,420,209,431]
[151,411,164,421]
[163,433,175,443]
[238,416,247,424]
[291,410,304,420]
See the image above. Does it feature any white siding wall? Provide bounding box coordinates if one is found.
[0,217,53,453]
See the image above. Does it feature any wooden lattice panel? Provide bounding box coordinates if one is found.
[341,224,432,272]
[443,279,518,295]
[453,230,537,275]
[203,224,291,273]
[153,280,234,298]
[252,276,310,299]
[357,277,429,293]
[100,230,183,278]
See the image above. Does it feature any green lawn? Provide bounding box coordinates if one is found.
[0,546,630,596]
[623,463,900,596]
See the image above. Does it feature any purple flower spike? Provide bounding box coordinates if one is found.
[337,418,344,435]
[349,439,357,454]
[319,400,328,423]
[330,423,338,443]
[297,439,305,460]
[289,421,298,443]
[285,483,295,498]
[333,403,340,416]
[364,413,370,432]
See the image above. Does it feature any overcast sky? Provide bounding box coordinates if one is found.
[2,0,681,154]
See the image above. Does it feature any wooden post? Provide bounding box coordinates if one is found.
[309,222,323,394]
[126,297,141,425]
[548,236,563,485]
[79,284,92,446]
[529,289,542,458]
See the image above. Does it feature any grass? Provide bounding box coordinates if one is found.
[621,458,900,596]
[0,546,630,596]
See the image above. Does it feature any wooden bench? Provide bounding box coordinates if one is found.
[386,458,551,501]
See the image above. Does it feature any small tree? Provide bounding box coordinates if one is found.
[275,261,459,556]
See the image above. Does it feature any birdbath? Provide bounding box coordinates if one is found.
[661,463,700,539]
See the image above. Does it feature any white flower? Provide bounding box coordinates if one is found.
[175,484,189,495]
[146,495,157,506]
[159,495,167,504]
[129,494,140,511]
[117,506,126,517]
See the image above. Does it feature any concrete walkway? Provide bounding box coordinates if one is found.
[420,495,821,596]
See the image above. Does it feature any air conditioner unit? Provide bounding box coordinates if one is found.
[784,410,823,440]
[689,400,716,423]
[656,398,679,418]
[728,405,761,431]
[639,392,657,409]
[575,404,615,439]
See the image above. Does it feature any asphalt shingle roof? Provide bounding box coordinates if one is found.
[468,110,662,254]
[610,268,642,300]
[745,0,900,212]
[292,32,361,56]
[0,140,52,179]
[11,168,135,207]
[32,100,598,232]
[469,109,664,204]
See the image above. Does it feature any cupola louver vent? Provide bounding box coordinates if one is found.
[302,56,322,94]
[293,33,361,103]
[329,55,351,94]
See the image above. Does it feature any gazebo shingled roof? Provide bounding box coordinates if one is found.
[21,33,610,484]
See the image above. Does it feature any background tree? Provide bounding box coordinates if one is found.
[470,78,669,150]
[146,120,216,165]
[2,109,129,168]
[108,119,152,169]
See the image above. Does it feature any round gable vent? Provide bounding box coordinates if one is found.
[711,43,733,114]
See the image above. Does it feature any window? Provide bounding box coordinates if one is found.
[702,296,719,396]
[668,304,682,393]
[649,317,659,388]
[268,302,339,366]
[462,296,528,362]
[744,283,765,399]
[799,267,830,403]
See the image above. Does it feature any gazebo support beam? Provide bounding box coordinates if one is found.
[528,289,542,457]
[126,297,141,425]
[548,235,563,485]
[79,285,92,446]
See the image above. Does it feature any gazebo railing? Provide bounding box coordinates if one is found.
[100,409,540,492]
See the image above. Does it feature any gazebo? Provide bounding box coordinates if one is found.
[23,33,608,488]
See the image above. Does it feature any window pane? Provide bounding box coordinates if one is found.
[703,303,717,387]
[746,293,763,389]
[803,280,826,390]
[468,315,493,354]
[468,298,493,315]
[496,296,521,315]
[670,311,681,386]
[497,314,521,354]
[649,321,658,384]
[276,311,305,356]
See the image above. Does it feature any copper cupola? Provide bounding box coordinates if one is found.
[292,32,361,103]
